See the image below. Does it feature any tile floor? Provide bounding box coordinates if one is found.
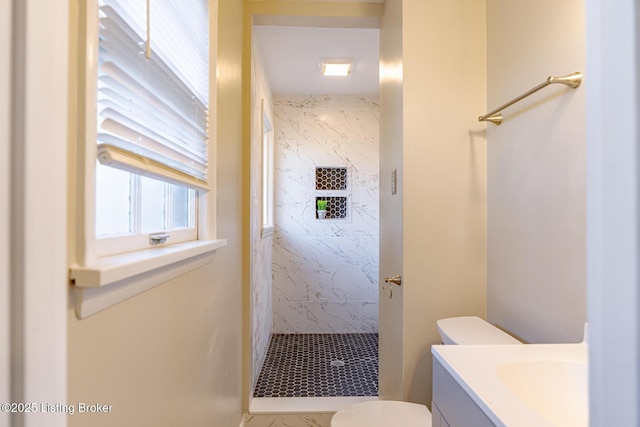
[253,333,379,398]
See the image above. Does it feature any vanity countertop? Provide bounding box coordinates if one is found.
[432,343,588,427]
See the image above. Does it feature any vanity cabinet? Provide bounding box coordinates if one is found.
[432,358,496,427]
[431,402,451,427]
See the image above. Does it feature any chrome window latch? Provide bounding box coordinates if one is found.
[149,233,170,245]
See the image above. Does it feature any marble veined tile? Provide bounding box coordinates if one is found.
[274,95,331,109]
[272,265,378,304]
[356,237,379,267]
[351,172,379,204]
[273,302,320,333]
[283,268,377,303]
[328,95,380,109]
[274,172,313,207]
[321,301,376,332]
[272,264,310,302]
[271,95,379,334]
[273,109,331,142]
[251,44,274,390]
[360,265,380,290]
[274,140,343,173]
[273,236,303,269]
[274,108,378,143]
[316,109,378,142]
[276,94,379,111]
[297,237,362,270]
[360,302,379,333]
[335,140,379,174]
[274,204,317,239]
[329,206,378,238]
[330,269,378,302]
[274,144,377,185]
[295,268,335,302]
[276,140,352,171]
[245,413,333,427]
[273,301,379,334]
[252,328,271,387]
[252,238,273,387]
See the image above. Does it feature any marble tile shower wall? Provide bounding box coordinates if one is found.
[251,37,273,388]
[273,95,380,333]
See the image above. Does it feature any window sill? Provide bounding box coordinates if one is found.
[70,239,227,318]
[261,225,274,238]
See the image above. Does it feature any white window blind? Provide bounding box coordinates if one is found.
[97,0,209,191]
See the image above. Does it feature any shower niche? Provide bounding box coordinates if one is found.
[315,166,349,220]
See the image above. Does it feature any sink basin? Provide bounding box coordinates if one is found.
[497,360,588,427]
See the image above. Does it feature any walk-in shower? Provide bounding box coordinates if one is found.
[252,94,381,400]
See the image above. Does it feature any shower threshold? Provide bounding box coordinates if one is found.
[249,396,378,414]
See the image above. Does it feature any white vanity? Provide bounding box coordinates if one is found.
[432,343,588,427]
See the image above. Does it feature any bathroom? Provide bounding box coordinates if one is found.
[7,0,637,427]
[246,0,587,424]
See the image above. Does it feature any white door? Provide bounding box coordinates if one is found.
[377,0,404,400]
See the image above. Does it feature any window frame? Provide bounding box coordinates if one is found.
[261,100,274,236]
[94,165,198,257]
[69,0,226,318]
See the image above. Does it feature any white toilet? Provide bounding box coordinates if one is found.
[330,316,521,427]
[436,316,522,345]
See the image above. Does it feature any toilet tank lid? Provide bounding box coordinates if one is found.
[436,316,522,345]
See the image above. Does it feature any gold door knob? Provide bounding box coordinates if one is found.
[384,275,402,286]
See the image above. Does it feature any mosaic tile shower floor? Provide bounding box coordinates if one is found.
[253,333,379,398]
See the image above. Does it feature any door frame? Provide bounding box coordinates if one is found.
[7,0,69,425]
[585,0,640,425]
[242,1,384,410]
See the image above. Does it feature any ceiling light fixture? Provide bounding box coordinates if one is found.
[320,58,353,77]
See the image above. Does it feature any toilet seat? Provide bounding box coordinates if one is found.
[331,401,432,427]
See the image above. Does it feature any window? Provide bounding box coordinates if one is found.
[95,163,197,256]
[70,0,225,316]
[95,0,209,256]
[261,102,274,233]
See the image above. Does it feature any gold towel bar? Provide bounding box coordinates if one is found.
[479,72,583,125]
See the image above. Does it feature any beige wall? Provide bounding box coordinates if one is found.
[379,0,487,406]
[486,0,587,343]
[402,0,487,405]
[67,1,245,426]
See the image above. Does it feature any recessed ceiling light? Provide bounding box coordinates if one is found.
[320,58,353,77]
